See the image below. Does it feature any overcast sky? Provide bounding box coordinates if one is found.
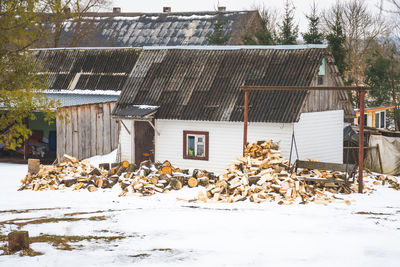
[110,0,392,32]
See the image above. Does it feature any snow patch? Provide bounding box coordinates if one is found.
[85,150,117,168]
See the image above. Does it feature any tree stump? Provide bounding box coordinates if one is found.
[28,159,40,175]
[8,231,29,252]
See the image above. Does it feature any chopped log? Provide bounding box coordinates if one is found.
[126,163,137,173]
[169,178,182,190]
[150,176,158,185]
[198,177,209,187]
[122,161,130,168]
[28,159,40,175]
[63,178,77,187]
[160,166,173,175]
[99,163,110,170]
[174,176,186,186]
[116,166,127,176]
[248,176,261,185]
[63,154,79,163]
[188,177,198,188]
[95,179,104,188]
[89,168,102,176]
[8,231,29,252]
[87,185,98,192]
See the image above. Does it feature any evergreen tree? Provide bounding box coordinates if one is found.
[277,0,299,45]
[365,42,400,130]
[0,0,59,150]
[242,7,277,45]
[302,2,324,44]
[325,4,347,76]
[242,17,276,45]
[207,12,231,45]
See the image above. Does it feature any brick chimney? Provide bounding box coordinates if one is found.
[163,7,171,13]
[218,6,226,12]
[113,7,121,13]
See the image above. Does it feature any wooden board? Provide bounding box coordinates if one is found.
[296,160,356,173]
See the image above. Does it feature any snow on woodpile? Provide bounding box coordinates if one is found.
[18,140,400,204]
[18,155,217,196]
[196,140,400,204]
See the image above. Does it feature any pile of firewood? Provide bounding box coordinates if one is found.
[366,173,400,191]
[19,155,114,192]
[118,160,218,197]
[196,140,355,204]
[19,155,217,195]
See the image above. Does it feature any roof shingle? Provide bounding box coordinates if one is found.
[113,46,328,123]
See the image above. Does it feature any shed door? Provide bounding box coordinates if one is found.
[134,121,155,164]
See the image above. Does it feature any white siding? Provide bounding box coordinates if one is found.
[119,120,133,162]
[294,110,343,163]
[119,110,344,173]
[155,120,293,174]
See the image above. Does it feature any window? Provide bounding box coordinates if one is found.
[364,114,368,126]
[317,75,324,85]
[381,111,385,128]
[375,112,380,128]
[183,131,209,160]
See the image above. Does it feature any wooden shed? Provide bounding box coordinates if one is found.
[56,101,119,161]
[30,47,141,161]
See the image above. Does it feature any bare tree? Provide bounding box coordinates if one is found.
[241,3,279,45]
[344,0,387,84]
[40,0,111,47]
[324,0,387,84]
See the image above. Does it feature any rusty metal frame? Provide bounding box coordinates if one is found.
[241,85,369,193]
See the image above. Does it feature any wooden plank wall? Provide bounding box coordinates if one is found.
[56,102,119,160]
[301,56,342,114]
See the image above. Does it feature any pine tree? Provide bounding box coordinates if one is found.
[242,8,277,45]
[325,4,347,76]
[0,0,59,150]
[277,0,299,45]
[207,12,231,45]
[365,42,400,130]
[242,18,276,45]
[302,2,323,44]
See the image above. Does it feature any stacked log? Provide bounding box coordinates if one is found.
[196,140,357,204]
[19,156,215,196]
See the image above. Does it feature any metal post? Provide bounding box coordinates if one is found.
[358,90,365,193]
[243,89,248,156]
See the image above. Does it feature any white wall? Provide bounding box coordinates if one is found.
[119,120,133,162]
[294,110,343,163]
[155,120,293,174]
[118,110,344,174]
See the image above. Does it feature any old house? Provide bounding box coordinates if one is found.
[40,8,261,47]
[354,106,395,129]
[29,47,141,161]
[112,45,354,173]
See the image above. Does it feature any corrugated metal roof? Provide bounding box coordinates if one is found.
[113,47,328,123]
[45,11,259,47]
[33,48,141,91]
[115,105,159,118]
[47,93,118,107]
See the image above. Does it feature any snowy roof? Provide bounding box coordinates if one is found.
[46,92,118,107]
[39,11,260,47]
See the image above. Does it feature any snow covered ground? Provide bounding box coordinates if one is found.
[0,162,400,267]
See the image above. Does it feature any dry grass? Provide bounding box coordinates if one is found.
[0,215,107,228]
[0,234,129,254]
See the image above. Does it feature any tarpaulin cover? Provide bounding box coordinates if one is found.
[364,135,400,175]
